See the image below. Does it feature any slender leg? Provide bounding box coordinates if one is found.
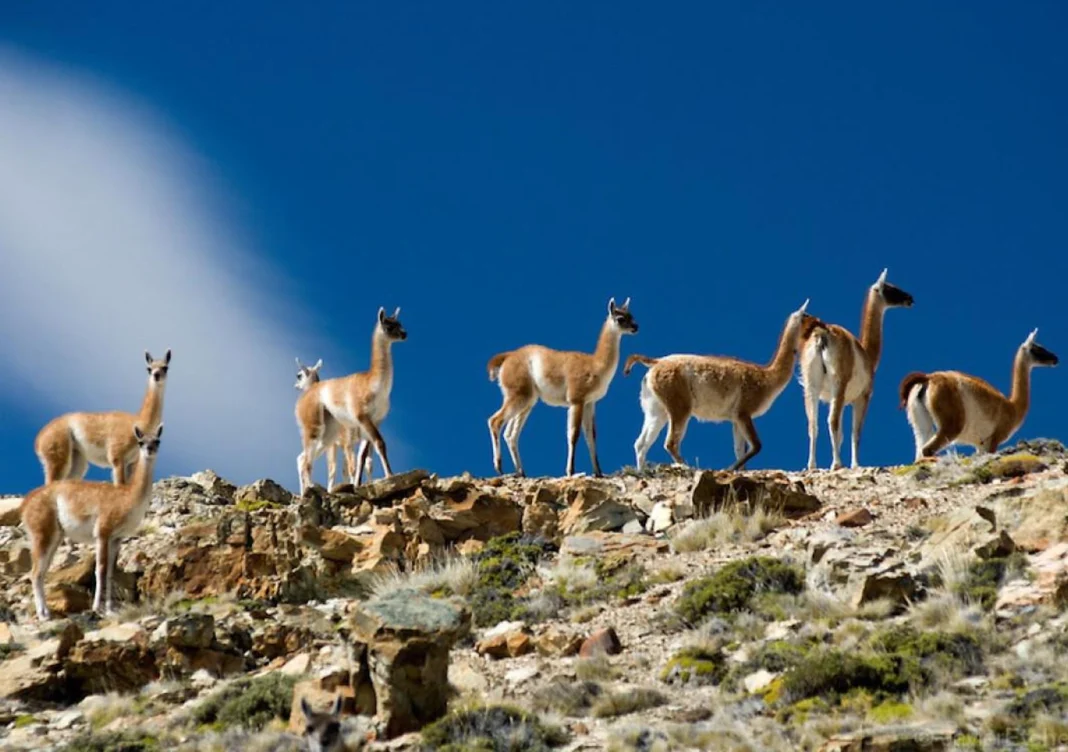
[565,403,584,476]
[801,354,825,471]
[105,538,119,614]
[581,401,602,477]
[68,450,89,481]
[326,444,338,491]
[664,409,691,466]
[354,438,373,485]
[850,392,871,469]
[30,529,61,620]
[906,390,937,462]
[505,402,535,477]
[489,399,523,474]
[93,537,109,614]
[732,423,747,464]
[919,382,964,461]
[634,389,669,470]
[356,416,392,479]
[828,384,847,471]
[729,415,763,471]
[921,427,958,459]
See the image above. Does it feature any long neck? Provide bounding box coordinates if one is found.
[859,288,886,369]
[122,453,158,512]
[592,318,623,374]
[137,378,166,428]
[766,317,801,386]
[369,328,394,391]
[1008,348,1032,423]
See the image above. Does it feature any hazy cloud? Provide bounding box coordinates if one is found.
[0,49,409,487]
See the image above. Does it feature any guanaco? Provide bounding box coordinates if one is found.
[295,358,372,490]
[301,695,365,751]
[21,423,164,620]
[34,350,171,485]
[487,297,638,477]
[625,299,810,471]
[899,329,1058,460]
[296,308,406,494]
[799,269,913,470]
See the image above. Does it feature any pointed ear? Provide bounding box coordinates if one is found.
[378,307,386,323]
[133,425,145,441]
[621,297,631,310]
[301,696,314,721]
[296,357,303,369]
[1027,328,1039,345]
[164,349,172,364]
[607,297,616,314]
[392,306,401,319]
[798,298,809,314]
[331,694,343,717]
[876,268,888,286]
[145,351,152,364]
[312,358,323,370]
[154,423,164,440]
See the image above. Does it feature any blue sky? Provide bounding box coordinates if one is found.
[1,1,1066,493]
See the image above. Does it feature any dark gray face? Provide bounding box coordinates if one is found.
[879,281,914,308]
[1029,341,1059,366]
[612,307,638,333]
[133,425,163,456]
[378,308,407,341]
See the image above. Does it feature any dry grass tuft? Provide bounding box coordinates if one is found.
[670,507,784,553]
[591,686,668,718]
[367,554,478,599]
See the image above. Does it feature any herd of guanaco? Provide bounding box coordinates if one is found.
[15,273,1060,626]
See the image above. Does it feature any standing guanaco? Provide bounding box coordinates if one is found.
[799,269,913,470]
[295,358,372,490]
[487,297,638,477]
[625,299,810,471]
[900,329,1058,460]
[21,423,164,620]
[296,308,406,494]
[34,351,170,485]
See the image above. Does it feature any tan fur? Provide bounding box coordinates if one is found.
[21,424,163,620]
[296,308,406,494]
[34,350,171,485]
[629,300,809,471]
[487,297,638,477]
[295,359,372,491]
[901,330,1057,459]
[799,269,913,470]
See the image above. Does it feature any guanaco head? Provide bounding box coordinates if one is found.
[132,423,164,459]
[301,694,344,752]
[607,297,639,334]
[872,268,914,309]
[377,307,407,342]
[1021,329,1059,368]
[145,350,172,384]
[786,298,811,342]
[295,358,324,390]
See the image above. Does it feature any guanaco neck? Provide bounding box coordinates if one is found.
[1008,348,1032,426]
[118,452,158,515]
[859,288,886,371]
[591,317,624,376]
[766,317,802,386]
[137,377,166,429]
[369,327,395,392]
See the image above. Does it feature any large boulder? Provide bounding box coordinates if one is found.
[557,479,638,535]
[350,587,471,738]
[691,470,821,519]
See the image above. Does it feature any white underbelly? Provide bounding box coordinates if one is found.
[57,496,97,543]
[69,425,114,467]
[955,386,999,447]
[530,353,569,406]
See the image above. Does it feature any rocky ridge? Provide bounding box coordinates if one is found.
[0,441,1066,750]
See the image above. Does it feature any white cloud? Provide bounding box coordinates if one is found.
[0,49,410,488]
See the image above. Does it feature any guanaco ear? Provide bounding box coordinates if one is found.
[798,298,810,314]
[607,297,617,314]
[164,349,172,364]
[295,357,303,369]
[1026,328,1039,346]
[312,358,323,370]
[154,423,164,440]
[392,306,401,319]
[378,307,386,324]
[145,351,153,364]
[133,425,145,442]
[620,297,631,310]
[331,694,343,717]
[301,696,314,721]
[876,268,888,287]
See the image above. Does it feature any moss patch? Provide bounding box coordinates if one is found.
[468,533,557,628]
[868,699,914,724]
[660,646,727,686]
[964,453,1046,485]
[191,672,297,731]
[674,557,805,624]
[419,704,568,751]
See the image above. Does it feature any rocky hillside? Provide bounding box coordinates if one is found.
[1,441,1068,751]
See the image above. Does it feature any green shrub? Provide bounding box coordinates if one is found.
[469,533,556,627]
[419,705,568,751]
[660,646,726,686]
[675,557,805,624]
[955,552,1031,609]
[191,672,297,731]
[870,625,984,680]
